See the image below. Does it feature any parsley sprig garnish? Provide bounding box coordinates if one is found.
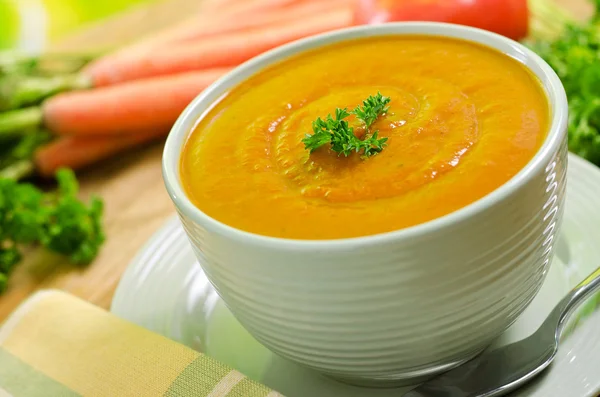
[302,92,390,158]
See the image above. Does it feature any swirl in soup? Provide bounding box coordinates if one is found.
[180,35,549,239]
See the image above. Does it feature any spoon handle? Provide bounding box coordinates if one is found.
[401,266,600,397]
[553,266,600,336]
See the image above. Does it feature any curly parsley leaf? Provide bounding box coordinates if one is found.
[303,115,341,154]
[302,93,390,158]
[352,92,391,129]
[528,4,600,165]
[41,169,105,265]
[0,168,104,293]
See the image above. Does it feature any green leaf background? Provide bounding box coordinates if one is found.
[0,0,157,51]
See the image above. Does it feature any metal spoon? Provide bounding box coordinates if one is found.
[403,266,600,397]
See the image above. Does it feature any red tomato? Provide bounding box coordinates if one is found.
[353,0,529,41]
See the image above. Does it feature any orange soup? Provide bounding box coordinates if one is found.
[181,36,549,239]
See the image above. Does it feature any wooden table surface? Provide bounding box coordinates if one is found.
[0,0,593,321]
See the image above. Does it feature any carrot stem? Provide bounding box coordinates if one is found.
[0,53,38,76]
[0,159,34,180]
[0,74,93,111]
[0,51,98,76]
[0,107,43,138]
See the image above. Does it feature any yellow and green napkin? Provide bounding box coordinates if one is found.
[0,290,284,397]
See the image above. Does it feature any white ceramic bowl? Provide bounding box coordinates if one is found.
[162,22,568,386]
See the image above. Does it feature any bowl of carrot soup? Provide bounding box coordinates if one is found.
[162,22,568,386]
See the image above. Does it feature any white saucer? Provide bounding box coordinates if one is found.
[111,154,600,397]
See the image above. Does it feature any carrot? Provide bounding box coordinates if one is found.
[35,130,166,177]
[203,0,302,14]
[202,0,351,37]
[86,6,354,86]
[0,69,230,138]
[201,0,245,8]
[83,0,305,74]
[200,0,234,7]
[140,0,351,51]
[45,68,230,136]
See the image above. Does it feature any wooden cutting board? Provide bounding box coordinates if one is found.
[0,0,592,321]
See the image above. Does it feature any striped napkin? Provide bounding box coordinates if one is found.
[0,290,284,397]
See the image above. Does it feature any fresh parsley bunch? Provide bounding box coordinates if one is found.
[529,3,600,165]
[0,168,104,293]
[303,92,390,158]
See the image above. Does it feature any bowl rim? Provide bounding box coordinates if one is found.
[162,21,568,251]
